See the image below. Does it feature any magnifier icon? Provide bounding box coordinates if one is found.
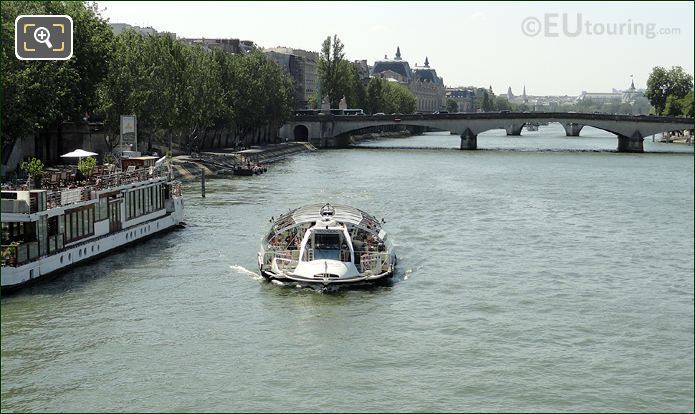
[34,27,53,49]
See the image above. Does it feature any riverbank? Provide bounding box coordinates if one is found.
[349,130,413,145]
[170,142,315,181]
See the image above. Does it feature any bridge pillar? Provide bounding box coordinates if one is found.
[617,131,644,153]
[563,123,584,136]
[460,128,477,150]
[505,124,523,136]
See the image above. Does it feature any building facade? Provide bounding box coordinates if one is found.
[181,38,256,54]
[446,86,495,112]
[264,47,319,110]
[371,47,446,113]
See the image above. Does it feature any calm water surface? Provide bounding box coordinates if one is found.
[2,125,693,412]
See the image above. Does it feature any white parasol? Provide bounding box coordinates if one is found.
[60,149,98,159]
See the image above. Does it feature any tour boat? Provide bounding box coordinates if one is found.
[258,203,396,288]
[1,155,184,293]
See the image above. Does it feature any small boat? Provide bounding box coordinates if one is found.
[524,123,539,131]
[234,163,267,176]
[233,166,254,176]
[258,203,396,288]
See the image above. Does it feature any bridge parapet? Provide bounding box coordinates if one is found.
[282,112,694,153]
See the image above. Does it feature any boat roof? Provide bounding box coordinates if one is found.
[271,203,382,236]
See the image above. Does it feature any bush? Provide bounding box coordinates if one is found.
[19,157,44,178]
[78,156,97,175]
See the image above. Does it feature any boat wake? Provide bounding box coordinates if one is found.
[229,265,263,280]
[403,268,413,280]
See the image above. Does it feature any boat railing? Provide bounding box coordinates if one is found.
[275,257,299,272]
[1,241,39,267]
[356,251,391,274]
[26,167,169,210]
[264,249,300,270]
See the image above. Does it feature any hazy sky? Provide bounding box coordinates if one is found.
[96,1,694,96]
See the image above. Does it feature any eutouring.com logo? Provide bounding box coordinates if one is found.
[521,13,681,39]
[15,15,73,60]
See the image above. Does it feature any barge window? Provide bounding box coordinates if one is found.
[58,215,65,240]
[71,212,77,239]
[78,210,84,237]
[48,216,58,236]
[65,214,72,240]
[98,197,108,221]
[129,191,134,219]
[154,186,159,210]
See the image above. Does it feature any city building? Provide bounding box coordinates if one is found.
[352,60,371,85]
[446,86,495,112]
[576,79,651,114]
[264,47,319,110]
[507,86,581,111]
[371,47,446,113]
[108,23,176,38]
[181,38,256,54]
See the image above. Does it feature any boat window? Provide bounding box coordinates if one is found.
[313,233,341,261]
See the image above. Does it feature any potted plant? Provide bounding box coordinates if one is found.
[77,156,97,180]
[19,157,44,189]
[2,241,20,266]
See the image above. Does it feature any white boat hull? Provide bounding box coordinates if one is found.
[1,200,183,293]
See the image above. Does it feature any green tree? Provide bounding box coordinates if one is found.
[382,82,416,114]
[343,64,367,110]
[2,1,113,148]
[367,78,385,114]
[77,156,97,175]
[446,99,458,113]
[481,91,493,112]
[645,66,694,115]
[307,95,318,109]
[494,96,511,111]
[679,90,694,118]
[318,35,350,108]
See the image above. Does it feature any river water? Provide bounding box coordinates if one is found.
[2,124,693,412]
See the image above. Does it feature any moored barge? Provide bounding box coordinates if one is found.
[1,156,184,293]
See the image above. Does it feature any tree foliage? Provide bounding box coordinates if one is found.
[77,156,97,175]
[318,35,351,108]
[494,96,511,111]
[367,78,384,114]
[97,31,293,152]
[1,1,113,144]
[363,78,416,114]
[2,1,294,156]
[446,99,458,113]
[481,91,493,112]
[645,66,694,115]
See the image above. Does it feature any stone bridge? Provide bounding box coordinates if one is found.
[279,112,694,152]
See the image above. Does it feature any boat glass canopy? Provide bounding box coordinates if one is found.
[268,203,383,240]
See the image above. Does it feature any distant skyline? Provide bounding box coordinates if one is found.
[96,1,694,96]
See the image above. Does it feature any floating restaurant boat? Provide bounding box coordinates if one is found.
[258,203,396,288]
[1,154,184,293]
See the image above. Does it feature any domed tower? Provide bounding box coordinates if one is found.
[371,46,412,82]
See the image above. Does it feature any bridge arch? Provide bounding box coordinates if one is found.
[285,113,693,152]
[293,124,309,142]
